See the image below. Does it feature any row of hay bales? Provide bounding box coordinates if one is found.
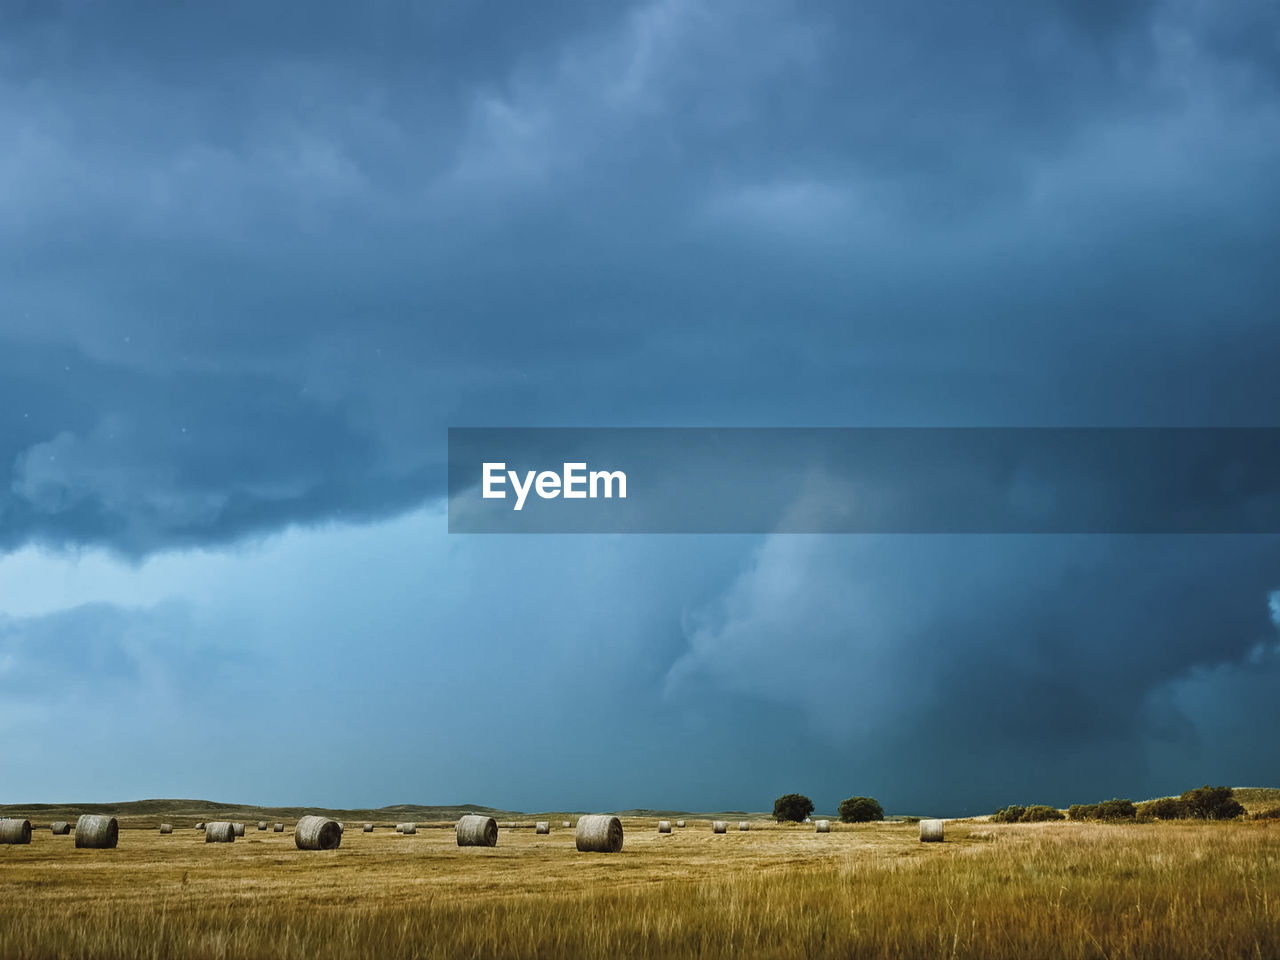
[2,814,947,849]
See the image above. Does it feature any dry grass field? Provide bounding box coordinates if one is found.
[2,813,1279,959]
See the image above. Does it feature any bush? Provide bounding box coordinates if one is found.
[1252,807,1280,820]
[773,793,815,823]
[1068,799,1136,821]
[991,805,1025,823]
[1095,798,1137,820]
[1180,785,1245,820]
[1020,805,1065,822]
[838,796,884,823]
[1137,797,1190,820]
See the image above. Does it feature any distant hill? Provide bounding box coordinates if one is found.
[0,798,508,826]
[1220,787,1280,813]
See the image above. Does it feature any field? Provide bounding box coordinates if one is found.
[2,807,1279,959]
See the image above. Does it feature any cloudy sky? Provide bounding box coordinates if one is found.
[2,0,1279,816]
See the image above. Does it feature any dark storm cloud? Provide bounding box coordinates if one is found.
[5,0,1279,551]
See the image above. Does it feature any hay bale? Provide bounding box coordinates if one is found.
[294,815,342,851]
[74,814,118,849]
[195,822,206,831]
[562,821,572,828]
[205,822,236,843]
[273,823,284,832]
[51,821,71,835]
[920,819,944,843]
[712,821,727,833]
[0,819,32,844]
[159,824,173,834]
[575,814,623,853]
[815,820,830,833]
[257,821,267,831]
[232,822,245,837]
[658,820,671,833]
[398,822,417,835]
[456,814,499,847]
[738,822,749,831]
[535,821,550,834]
[363,823,374,832]
[676,820,686,828]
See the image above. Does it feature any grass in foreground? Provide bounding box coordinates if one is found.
[1,818,1277,958]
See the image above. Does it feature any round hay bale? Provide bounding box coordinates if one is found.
[815,820,831,833]
[159,824,173,834]
[363,823,374,832]
[535,821,550,835]
[0,819,32,844]
[399,822,417,835]
[676,820,686,828]
[504,822,517,829]
[712,821,727,833]
[457,815,499,847]
[205,822,236,843]
[920,819,944,843]
[232,822,245,837]
[657,820,671,833]
[273,823,284,832]
[74,815,118,849]
[257,821,267,831]
[738,822,749,831]
[575,814,623,853]
[562,821,572,828]
[51,821,71,835]
[294,815,342,851]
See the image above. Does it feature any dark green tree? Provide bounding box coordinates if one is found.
[773,793,815,823]
[1180,785,1245,820]
[1095,798,1137,821]
[991,805,1026,824]
[838,796,884,823]
[1137,797,1190,820]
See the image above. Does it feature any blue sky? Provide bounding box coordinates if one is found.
[2,0,1279,815]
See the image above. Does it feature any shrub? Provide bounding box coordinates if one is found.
[772,794,815,823]
[1095,798,1137,820]
[1068,799,1136,821]
[991,805,1026,824]
[1137,797,1190,820]
[838,797,884,823]
[1252,807,1280,820]
[1020,805,1065,823]
[1180,785,1245,820]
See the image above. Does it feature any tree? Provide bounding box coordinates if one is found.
[1020,805,1065,822]
[1095,798,1137,821]
[838,796,884,823]
[1137,797,1189,820]
[773,793,815,823]
[1180,785,1245,820]
[991,805,1026,824]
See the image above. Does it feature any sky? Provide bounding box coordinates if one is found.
[2,0,1279,816]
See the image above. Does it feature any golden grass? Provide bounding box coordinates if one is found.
[1,818,1277,958]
